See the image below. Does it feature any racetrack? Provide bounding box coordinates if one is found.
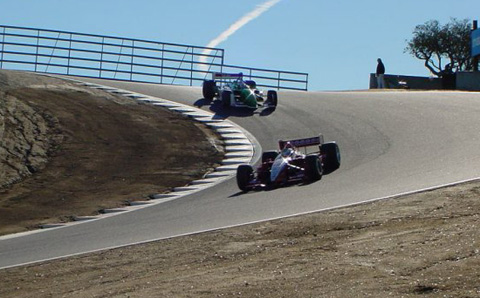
[1,78,479,269]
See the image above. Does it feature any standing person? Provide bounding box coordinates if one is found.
[376,58,385,88]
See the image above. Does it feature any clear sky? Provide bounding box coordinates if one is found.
[1,0,479,91]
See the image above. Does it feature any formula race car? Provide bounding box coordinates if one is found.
[202,72,278,109]
[236,135,341,191]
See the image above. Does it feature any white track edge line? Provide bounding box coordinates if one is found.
[2,176,479,270]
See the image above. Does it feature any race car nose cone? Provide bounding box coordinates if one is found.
[241,89,257,108]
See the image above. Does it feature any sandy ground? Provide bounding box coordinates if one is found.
[0,70,479,297]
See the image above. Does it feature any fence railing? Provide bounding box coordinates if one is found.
[0,25,308,91]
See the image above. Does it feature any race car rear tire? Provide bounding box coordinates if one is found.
[267,90,278,107]
[261,151,278,163]
[305,155,322,182]
[321,142,341,173]
[221,90,232,107]
[203,80,216,100]
[237,164,253,191]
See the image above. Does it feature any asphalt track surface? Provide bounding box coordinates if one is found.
[1,78,480,269]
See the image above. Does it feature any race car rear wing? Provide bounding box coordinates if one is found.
[212,72,243,80]
[278,135,324,151]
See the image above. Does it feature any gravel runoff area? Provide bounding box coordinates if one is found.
[1,70,479,297]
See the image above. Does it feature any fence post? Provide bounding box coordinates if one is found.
[190,47,194,86]
[160,43,164,84]
[130,40,134,81]
[0,27,5,69]
[35,29,40,72]
[67,33,72,75]
[100,37,104,78]
[220,49,224,74]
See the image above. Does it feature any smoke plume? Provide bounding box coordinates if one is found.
[199,0,281,71]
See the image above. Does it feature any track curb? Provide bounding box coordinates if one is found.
[25,76,261,232]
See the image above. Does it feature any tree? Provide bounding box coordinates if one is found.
[405,18,472,77]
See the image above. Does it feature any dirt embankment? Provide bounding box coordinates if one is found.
[0,70,223,235]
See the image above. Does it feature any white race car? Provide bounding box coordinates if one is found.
[236,135,341,191]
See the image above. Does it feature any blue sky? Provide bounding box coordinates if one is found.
[1,0,479,91]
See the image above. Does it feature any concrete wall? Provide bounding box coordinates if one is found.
[369,74,442,90]
[370,72,480,91]
[456,72,480,91]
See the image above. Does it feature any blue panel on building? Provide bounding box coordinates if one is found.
[472,28,480,57]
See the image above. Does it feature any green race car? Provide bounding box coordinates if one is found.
[203,72,278,109]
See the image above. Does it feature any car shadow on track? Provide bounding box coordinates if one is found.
[194,98,276,120]
[228,180,317,198]
[229,169,339,198]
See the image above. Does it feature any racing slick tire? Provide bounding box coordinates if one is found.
[221,90,232,107]
[267,90,278,107]
[305,155,322,182]
[261,151,278,163]
[321,142,341,173]
[202,80,216,100]
[237,164,253,191]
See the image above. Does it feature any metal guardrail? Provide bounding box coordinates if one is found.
[0,25,308,91]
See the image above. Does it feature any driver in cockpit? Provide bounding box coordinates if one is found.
[281,142,295,158]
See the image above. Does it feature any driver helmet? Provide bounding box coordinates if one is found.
[236,78,245,88]
[281,142,294,157]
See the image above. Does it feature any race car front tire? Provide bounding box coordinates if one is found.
[221,90,232,107]
[267,90,278,107]
[203,80,216,100]
[237,165,253,191]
